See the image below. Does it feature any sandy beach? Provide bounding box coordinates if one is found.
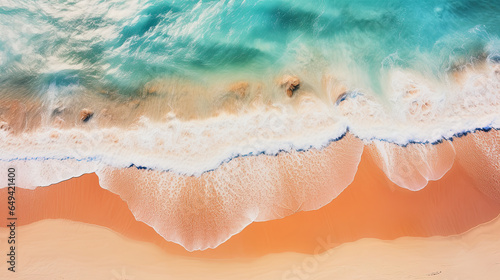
[1,213,499,279]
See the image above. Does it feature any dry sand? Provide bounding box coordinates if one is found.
[0,216,499,279]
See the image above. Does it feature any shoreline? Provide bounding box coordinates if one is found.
[0,126,498,176]
[1,129,499,256]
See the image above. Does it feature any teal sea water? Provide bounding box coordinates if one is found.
[0,0,499,95]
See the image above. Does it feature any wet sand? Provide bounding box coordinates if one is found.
[0,131,499,259]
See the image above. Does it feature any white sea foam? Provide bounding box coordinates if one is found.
[0,159,101,189]
[0,61,498,190]
[339,63,500,144]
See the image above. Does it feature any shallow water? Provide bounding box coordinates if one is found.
[1,0,498,93]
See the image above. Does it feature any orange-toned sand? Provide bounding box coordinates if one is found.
[0,132,499,258]
[3,216,500,279]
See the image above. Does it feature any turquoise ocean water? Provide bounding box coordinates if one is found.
[0,0,499,96]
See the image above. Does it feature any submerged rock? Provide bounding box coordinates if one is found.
[128,99,140,109]
[51,104,65,116]
[227,82,249,97]
[0,121,10,131]
[79,109,93,122]
[279,75,300,97]
[141,83,160,98]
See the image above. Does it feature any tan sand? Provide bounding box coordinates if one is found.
[1,215,499,279]
[0,131,499,258]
